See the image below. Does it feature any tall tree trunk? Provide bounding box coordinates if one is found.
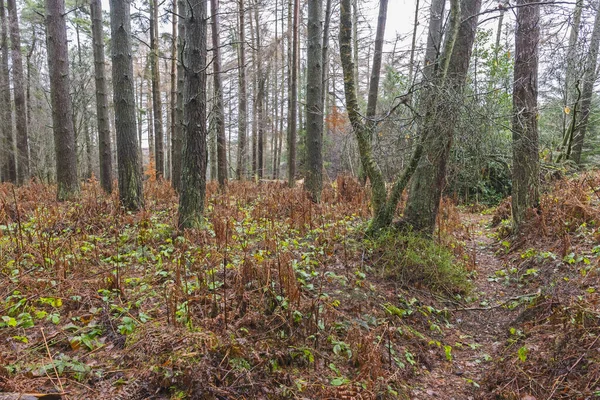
[404,0,481,235]
[561,0,582,146]
[352,0,359,94]
[110,0,144,210]
[249,4,257,178]
[172,0,185,191]
[407,0,420,87]
[210,0,227,187]
[7,0,28,184]
[91,0,113,193]
[305,0,323,201]
[287,0,298,186]
[178,0,208,229]
[146,71,154,165]
[137,76,144,175]
[170,0,177,182]
[511,0,540,231]
[46,0,80,200]
[340,0,460,234]
[255,4,265,179]
[365,0,388,133]
[236,0,247,179]
[0,0,15,183]
[571,5,600,164]
[150,0,164,178]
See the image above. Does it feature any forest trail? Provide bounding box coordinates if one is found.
[411,213,529,400]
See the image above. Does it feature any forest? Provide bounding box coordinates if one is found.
[1,0,600,398]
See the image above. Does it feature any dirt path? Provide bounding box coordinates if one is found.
[410,213,524,400]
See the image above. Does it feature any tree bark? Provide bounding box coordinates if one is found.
[169,2,177,181]
[511,0,540,231]
[172,0,185,191]
[571,4,600,164]
[178,0,208,229]
[150,0,164,178]
[46,0,80,200]
[210,0,227,187]
[305,0,323,201]
[287,0,298,187]
[110,0,144,210]
[0,0,15,183]
[236,0,247,179]
[365,0,388,133]
[90,0,113,193]
[8,0,28,184]
[404,0,481,235]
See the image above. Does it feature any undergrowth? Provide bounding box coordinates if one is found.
[367,230,471,295]
[0,176,463,399]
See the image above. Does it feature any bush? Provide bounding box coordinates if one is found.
[369,231,471,295]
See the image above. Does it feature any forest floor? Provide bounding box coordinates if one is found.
[0,174,599,399]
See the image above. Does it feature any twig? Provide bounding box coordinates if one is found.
[452,290,541,311]
[41,327,66,398]
[546,334,600,400]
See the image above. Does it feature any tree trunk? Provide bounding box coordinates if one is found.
[90,0,113,193]
[172,0,185,191]
[511,0,540,231]
[8,0,28,184]
[403,0,481,235]
[178,0,208,229]
[170,0,177,181]
[150,0,164,178]
[365,0,388,133]
[340,0,461,235]
[0,0,15,183]
[236,0,247,179]
[287,0,298,186]
[407,0,420,88]
[146,71,154,165]
[305,0,323,201]
[45,0,80,200]
[571,4,600,164]
[210,0,227,187]
[109,0,144,210]
[561,0,582,144]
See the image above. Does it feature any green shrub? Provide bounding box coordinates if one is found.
[369,231,471,295]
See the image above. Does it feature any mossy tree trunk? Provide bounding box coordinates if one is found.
[178,0,208,229]
[109,0,144,210]
[403,0,481,235]
[45,0,80,200]
[511,0,540,231]
[339,0,461,235]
